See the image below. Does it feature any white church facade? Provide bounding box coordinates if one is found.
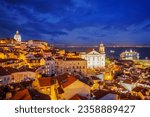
[80,43,105,68]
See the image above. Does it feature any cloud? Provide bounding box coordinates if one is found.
[0,0,150,45]
[142,24,150,31]
[4,0,75,15]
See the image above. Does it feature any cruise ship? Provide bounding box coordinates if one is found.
[120,50,139,60]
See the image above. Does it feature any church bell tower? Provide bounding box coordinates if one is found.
[99,43,105,53]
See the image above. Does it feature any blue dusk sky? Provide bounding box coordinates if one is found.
[0,0,150,46]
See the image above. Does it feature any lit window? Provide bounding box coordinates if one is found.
[41,88,44,92]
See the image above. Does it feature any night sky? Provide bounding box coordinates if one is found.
[0,0,150,46]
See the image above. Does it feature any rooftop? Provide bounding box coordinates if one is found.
[0,58,18,63]
[38,77,55,87]
[65,58,86,61]
[29,89,51,100]
[57,87,64,94]
[61,76,77,88]
[0,67,9,76]
[55,57,86,61]
[4,67,19,74]
[11,89,32,100]
[69,94,88,100]
[93,90,110,100]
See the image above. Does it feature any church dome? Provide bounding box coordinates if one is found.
[14,30,21,41]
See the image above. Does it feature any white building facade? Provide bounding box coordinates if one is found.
[80,43,105,68]
[14,30,21,42]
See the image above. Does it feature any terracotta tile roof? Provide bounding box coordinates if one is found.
[123,79,132,84]
[5,67,19,73]
[57,73,70,82]
[87,48,95,53]
[61,76,77,88]
[29,89,51,100]
[0,58,18,63]
[132,87,148,93]
[46,57,53,60]
[69,94,88,100]
[55,56,63,59]
[65,58,86,61]
[43,50,51,52]
[18,67,35,72]
[93,90,110,100]
[0,67,9,76]
[119,93,141,100]
[11,89,32,100]
[57,87,64,94]
[55,57,85,61]
[91,76,100,80]
[38,77,55,87]
[34,54,43,58]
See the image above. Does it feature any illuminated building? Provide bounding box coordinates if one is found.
[11,69,36,83]
[14,30,21,42]
[57,74,91,100]
[43,49,52,58]
[80,43,105,68]
[0,52,6,59]
[44,57,55,76]
[56,49,66,55]
[33,77,58,100]
[120,50,139,60]
[55,57,87,75]
[66,52,81,58]
[104,71,113,81]
[36,57,55,76]
[0,38,17,44]
[27,40,48,48]
[0,66,37,85]
[27,56,45,67]
[0,67,11,85]
[0,59,21,68]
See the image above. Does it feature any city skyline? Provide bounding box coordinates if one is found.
[0,0,150,46]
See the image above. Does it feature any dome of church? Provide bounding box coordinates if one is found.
[14,30,21,41]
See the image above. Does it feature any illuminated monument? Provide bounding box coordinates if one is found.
[80,43,105,68]
[14,30,21,42]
